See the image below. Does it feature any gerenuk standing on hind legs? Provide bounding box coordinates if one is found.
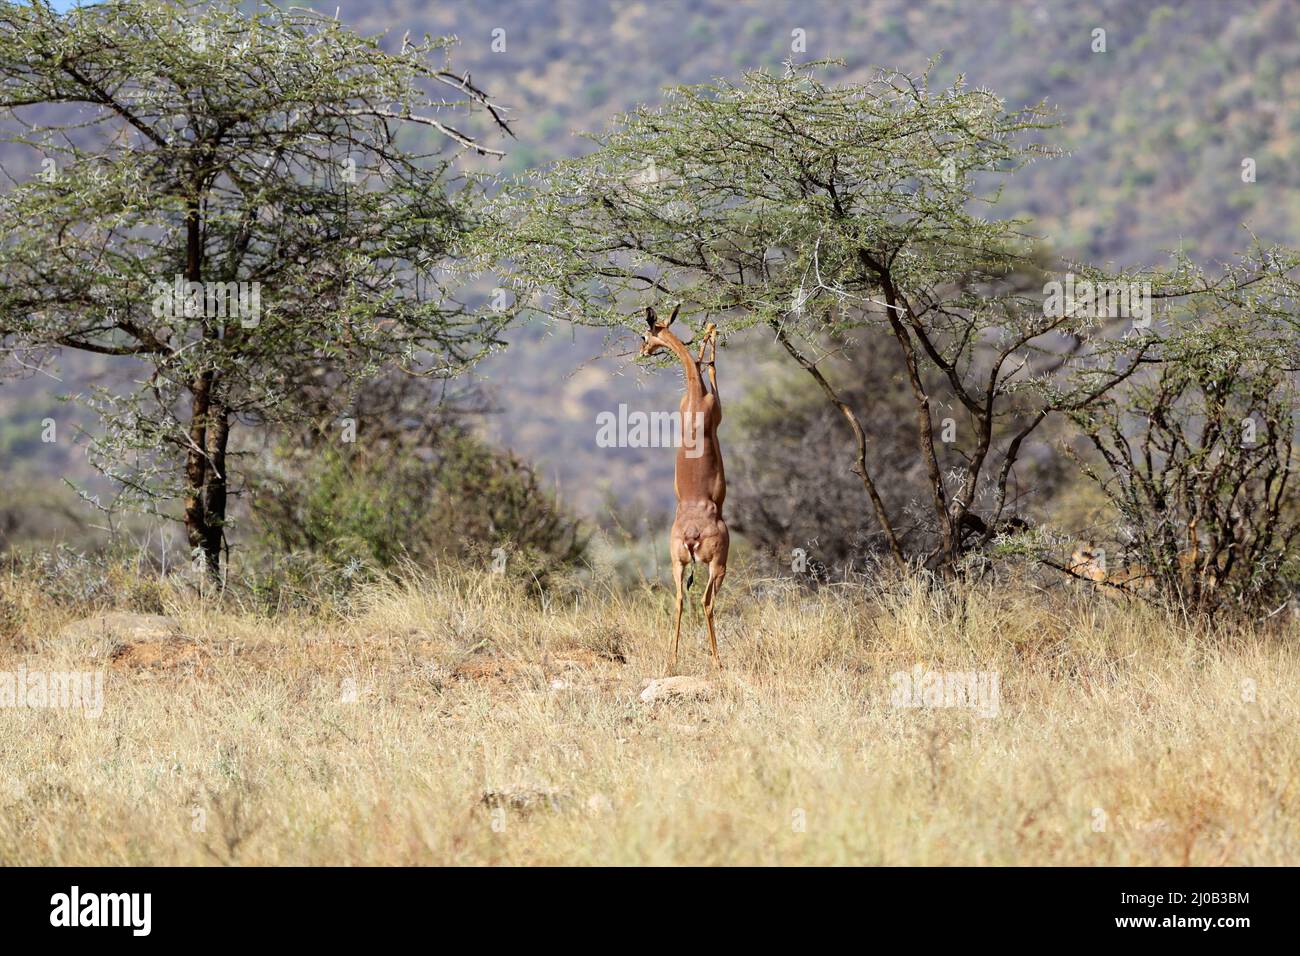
[637,305,728,673]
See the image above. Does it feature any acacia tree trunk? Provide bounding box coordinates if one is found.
[180,192,227,581]
[182,379,230,581]
[202,398,230,576]
[768,320,907,572]
[183,373,213,576]
[870,262,956,572]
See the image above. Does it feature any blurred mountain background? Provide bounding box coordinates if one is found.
[3,0,1299,550]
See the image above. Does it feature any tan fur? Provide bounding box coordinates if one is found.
[640,306,728,672]
[1069,546,1155,594]
[1069,541,1215,598]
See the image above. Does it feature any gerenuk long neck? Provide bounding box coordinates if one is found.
[658,329,705,405]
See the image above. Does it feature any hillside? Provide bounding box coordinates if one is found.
[3,0,1299,535]
[433,0,1300,516]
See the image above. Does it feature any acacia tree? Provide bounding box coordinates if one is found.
[0,0,511,575]
[473,59,1196,573]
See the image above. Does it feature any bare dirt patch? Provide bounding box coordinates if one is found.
[108,638,203,673]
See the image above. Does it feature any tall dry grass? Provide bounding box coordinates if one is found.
[0,561,1295,865]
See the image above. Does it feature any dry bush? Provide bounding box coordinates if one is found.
[1070,323,1300,615]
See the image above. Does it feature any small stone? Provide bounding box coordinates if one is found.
[639,675,714,704]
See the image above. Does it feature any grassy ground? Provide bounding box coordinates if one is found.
[1,564,1296,865]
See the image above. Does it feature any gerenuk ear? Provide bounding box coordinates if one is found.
[646,307,657,330]
[667,303,681,326]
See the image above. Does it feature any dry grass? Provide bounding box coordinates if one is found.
[0,563,1296,865]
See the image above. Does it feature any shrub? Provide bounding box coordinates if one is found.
[1069,314,1300,614]
[244,375,586,589]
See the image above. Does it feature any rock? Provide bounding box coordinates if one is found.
[639,675,714,704]
[59,612,177,643]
